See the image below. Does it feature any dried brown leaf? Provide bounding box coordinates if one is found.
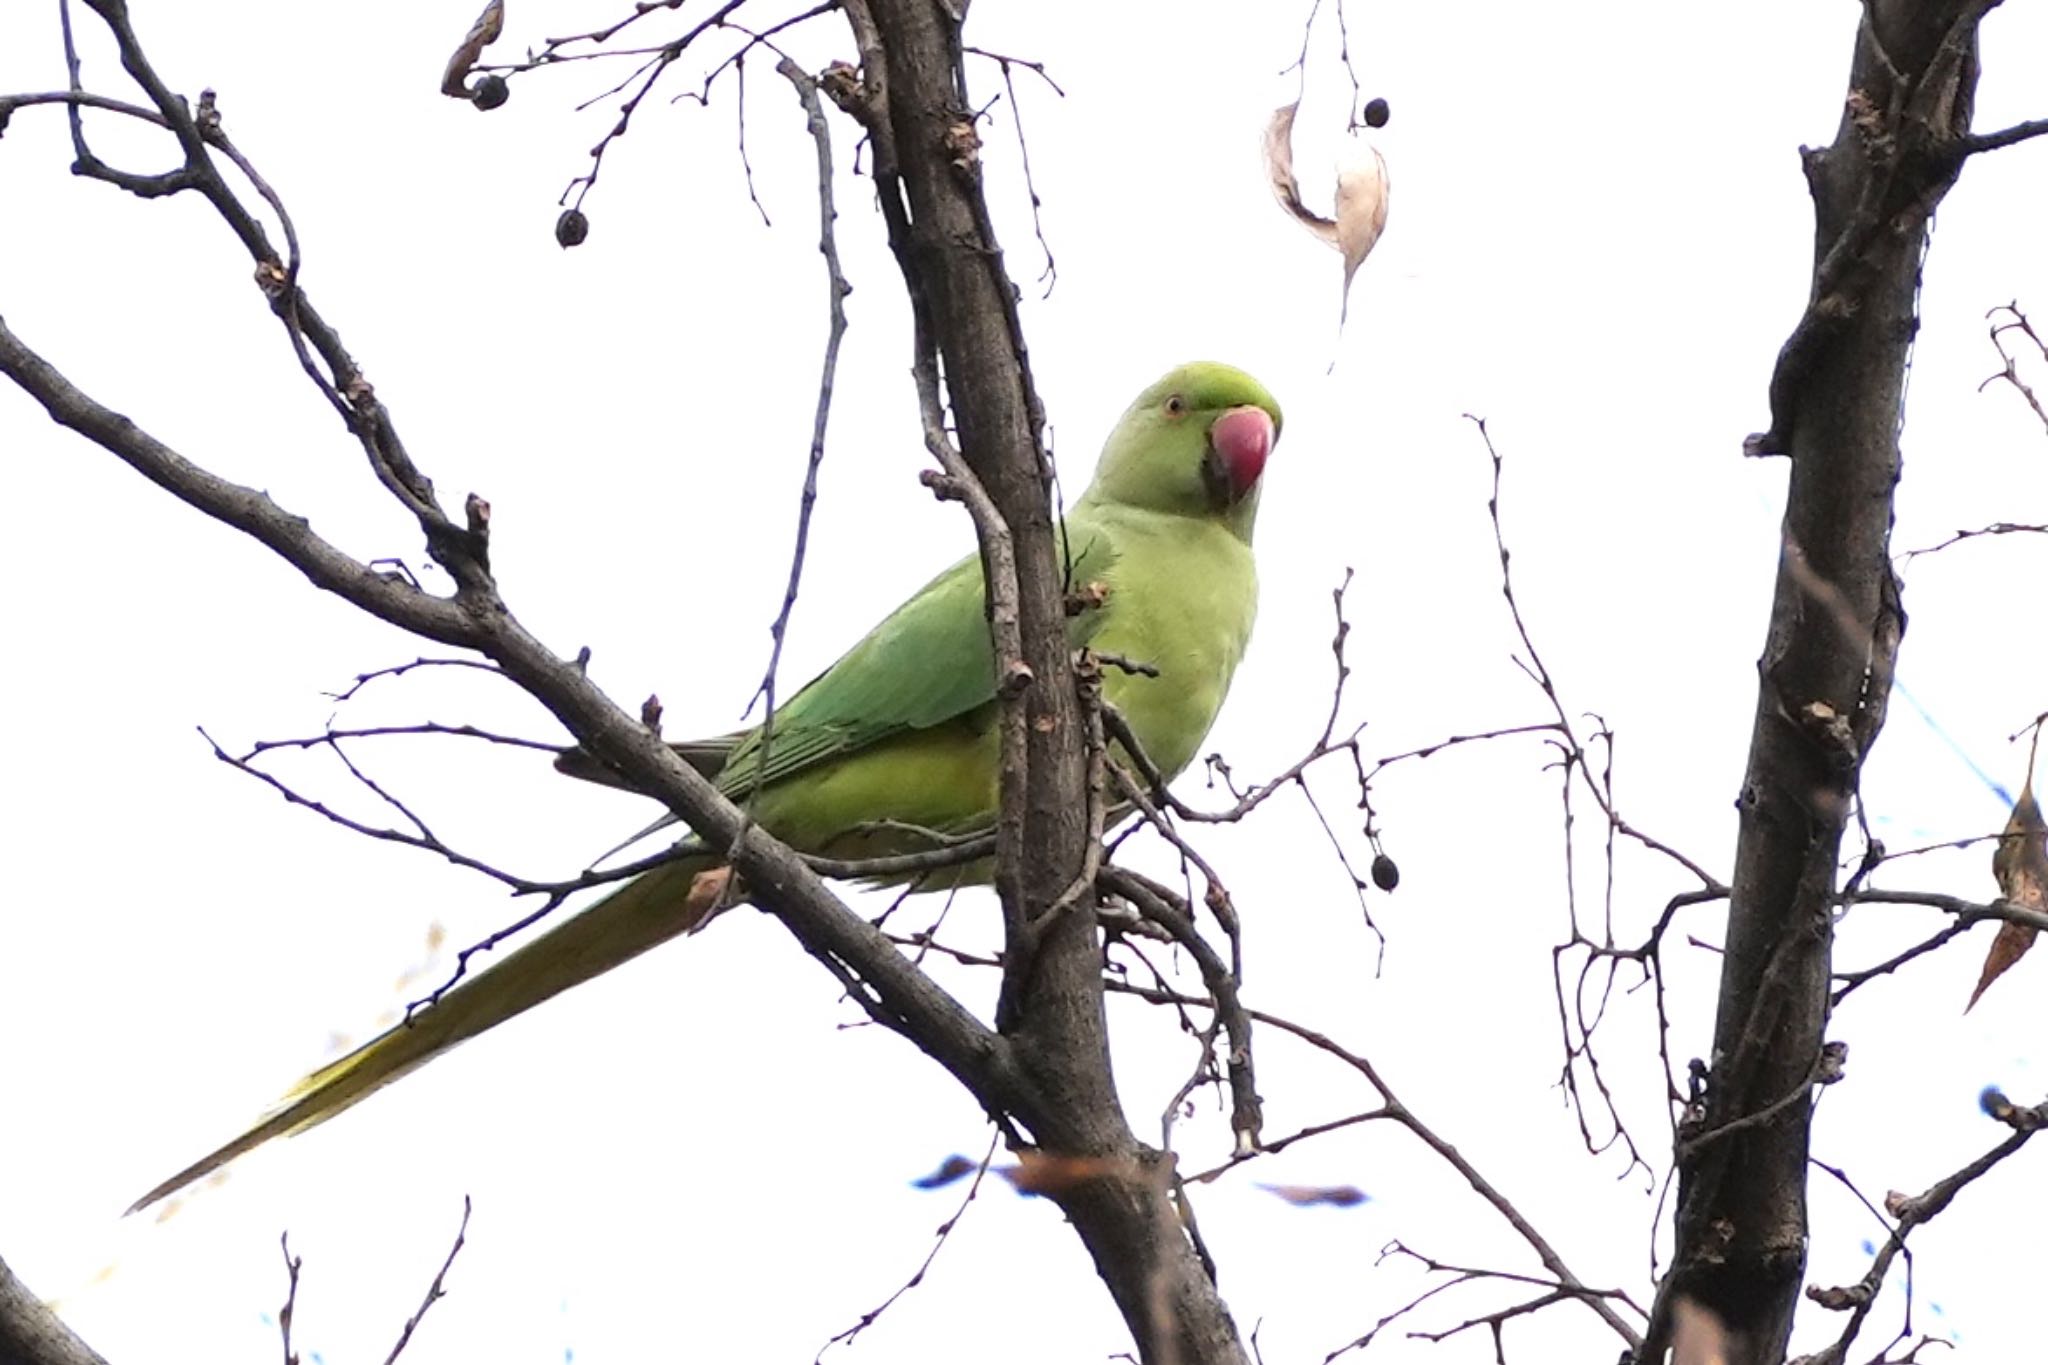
[1264,100,1390,326]
[441,0,506,99]
[681,865,735,935]
[1967,920,2035,1010]
[1256,1182,1368,1208]
[1967,756,2045,1010]
[1001,1150,1134,1196]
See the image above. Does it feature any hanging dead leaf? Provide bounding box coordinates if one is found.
[1264,100,1390,326]
[1967,735,2046,1010]
[441,0,506,99]
[1257,1182,1369,1208]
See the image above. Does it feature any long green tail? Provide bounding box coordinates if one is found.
[130,855,715,1213]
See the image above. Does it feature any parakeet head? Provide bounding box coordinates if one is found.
[1083,362,1283,540]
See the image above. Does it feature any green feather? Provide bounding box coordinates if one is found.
[716,530,1116,800]
[132,361,1284,1210]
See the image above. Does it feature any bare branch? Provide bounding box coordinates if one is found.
[1106,981,1641,1354]
[736,57,857,816]
[1974,301,2048,434]
[278,1234,301,1365]
[1954,115,2048,157]
[975,51,1060,296]
[819,1134,1000,1360]
[2,1,1026,1151]
[556,0,756,214]
[382,1198,472,1365]
[1279,0,1364,127]
[1655,8,1998,1354]
[0,319,478,644]
[1898,521,2047,560]
[327,657,508,702]
[0,88,167,129]
[244,723,562,760]
[1832,889,2048,1001]
[1103,866,1261,1155]
[1792,1093,2048,1365]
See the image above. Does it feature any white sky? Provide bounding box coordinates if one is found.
[2,2,2044,1363]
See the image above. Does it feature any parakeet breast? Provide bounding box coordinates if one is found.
[1085,506,1259,783]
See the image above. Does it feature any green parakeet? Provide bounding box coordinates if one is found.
[132,360,1282,1211]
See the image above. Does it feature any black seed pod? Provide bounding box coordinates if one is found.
[471,75,510,111]
[555,208,590,248]
[1370,853,1400,892]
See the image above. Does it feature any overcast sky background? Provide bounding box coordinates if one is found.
[2,2,2044,1363]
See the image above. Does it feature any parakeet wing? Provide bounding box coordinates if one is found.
[716,525,1114,797]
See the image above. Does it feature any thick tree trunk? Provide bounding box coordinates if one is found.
[1652,5,1990,1361]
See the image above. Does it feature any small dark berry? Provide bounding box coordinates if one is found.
[1362,97,1390,129]
[555,208,590,249]
[1370,853,1400,892]
[471,75,510,111]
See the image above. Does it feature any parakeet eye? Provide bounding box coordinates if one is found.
[1164,394,1187,416]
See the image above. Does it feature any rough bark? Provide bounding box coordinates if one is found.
[857,3,1250,1360]
[0,1258,108,1365]
[1648,4,1995,1360]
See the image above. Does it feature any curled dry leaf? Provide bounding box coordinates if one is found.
[441,0,506,99]
[1967,734,2046,1011]
[1256,1182,1369,1208]
[1264,99,1390,327]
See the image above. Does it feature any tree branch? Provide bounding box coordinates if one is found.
[1791,1092,2048,1365]
[2,0,1033,1174]
[1649,4,2001,1359]
[0,1256,109,1365]
[845,4,1250,1359]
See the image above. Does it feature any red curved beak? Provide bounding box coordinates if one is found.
[1210,405,1275,503]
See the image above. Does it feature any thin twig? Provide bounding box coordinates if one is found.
[382,1197,472,1365]
[1104,866,1262,1154]
[817,1133,1000,1359]
[735,57,856,838]
[1106,980,1642,1353]
[979,55,1057,296]
[278,1233,302,1365]
[1794,1094,2048,1365]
